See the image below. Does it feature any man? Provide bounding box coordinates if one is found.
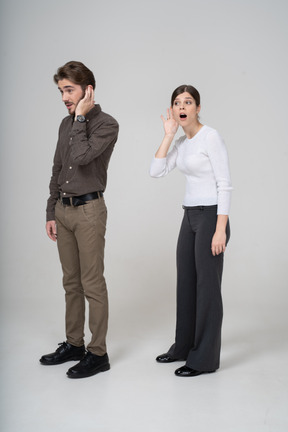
[40,61,119,379]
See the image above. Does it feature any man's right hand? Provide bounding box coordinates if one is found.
[46,220,57,242]
[75,85,95,118]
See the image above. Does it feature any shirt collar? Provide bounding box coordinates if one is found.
[86,104,101,120]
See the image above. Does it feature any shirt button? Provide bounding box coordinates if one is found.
[69,166,72,169]
[66,181,69,183]
[63,192,66,196]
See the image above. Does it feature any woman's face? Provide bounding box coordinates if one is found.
[172,92,200,126]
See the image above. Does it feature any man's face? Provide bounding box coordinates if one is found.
[57,79,85,115]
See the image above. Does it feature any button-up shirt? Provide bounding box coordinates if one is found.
[46,104,119,221]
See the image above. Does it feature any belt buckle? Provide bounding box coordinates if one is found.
[72,197,86,206]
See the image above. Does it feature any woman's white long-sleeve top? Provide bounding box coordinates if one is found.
[150,125,232,215]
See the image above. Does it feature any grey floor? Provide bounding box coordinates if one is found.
[1,295,287,432]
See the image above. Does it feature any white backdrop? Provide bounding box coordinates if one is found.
[0,0,287,354]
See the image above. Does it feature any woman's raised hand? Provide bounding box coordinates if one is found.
[155,108,178,158]
[161,108,179,136]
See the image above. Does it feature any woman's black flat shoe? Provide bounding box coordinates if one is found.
[175,365,215,377]
[156,353,179,363]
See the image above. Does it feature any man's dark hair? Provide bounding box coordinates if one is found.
[53,61,96,90]
[171,84,200,107]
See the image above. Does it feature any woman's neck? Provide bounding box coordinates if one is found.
[183,122,203,139]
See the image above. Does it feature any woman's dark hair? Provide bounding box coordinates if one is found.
[53,61,96,90]
[171,85,200,107]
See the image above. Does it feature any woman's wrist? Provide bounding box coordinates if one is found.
[164,133,175,138]
[215,215,228,232]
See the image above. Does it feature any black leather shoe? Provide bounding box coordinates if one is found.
[156,353,183,363]
[67,352,110,379]
[39,342,85,365]
[175,365,216,377]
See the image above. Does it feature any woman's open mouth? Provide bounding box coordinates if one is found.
[180,114,187,119]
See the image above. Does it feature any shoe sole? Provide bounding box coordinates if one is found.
[39,355,85,366]
[66,363,110,379]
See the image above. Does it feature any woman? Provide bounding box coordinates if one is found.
[150,85,232,377]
